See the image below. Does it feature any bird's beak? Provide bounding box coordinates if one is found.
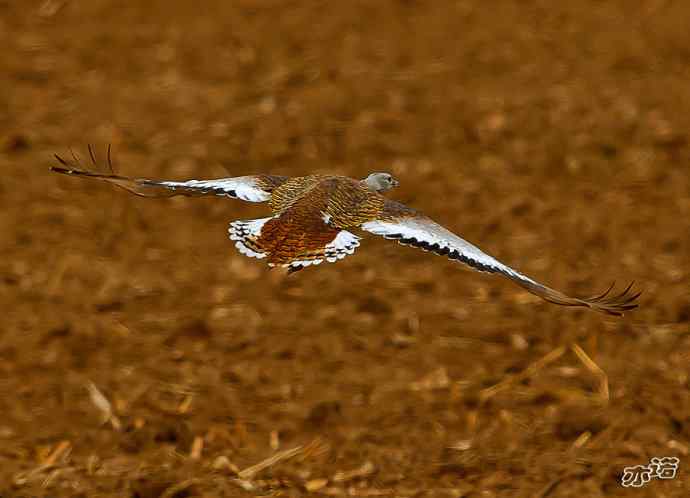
[392,178,400,187]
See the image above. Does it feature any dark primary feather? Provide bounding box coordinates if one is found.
[509,278,640,316]
[51,159,180,197]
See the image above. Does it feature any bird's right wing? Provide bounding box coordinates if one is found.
[51,146,288,203]
[360,199,640,316]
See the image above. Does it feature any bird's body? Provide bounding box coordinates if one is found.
[51,147,640,315]
[244,175,379,268]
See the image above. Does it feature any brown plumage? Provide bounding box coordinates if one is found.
[51,146,640,315]
[260,179,343,265]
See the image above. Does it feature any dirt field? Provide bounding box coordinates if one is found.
[1,1,689,497]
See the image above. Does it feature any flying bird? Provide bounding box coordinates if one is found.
[51,146,640,316]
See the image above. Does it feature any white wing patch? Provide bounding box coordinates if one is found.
[361,218,528,280]
[228,217,273,259]
[323,230,360,263]
[152,177,271,202]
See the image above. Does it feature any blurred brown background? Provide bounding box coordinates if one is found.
[1,1,689,497]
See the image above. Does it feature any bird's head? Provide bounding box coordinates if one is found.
[363,172,399,193]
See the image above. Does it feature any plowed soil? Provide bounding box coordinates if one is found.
[1,1,689,497]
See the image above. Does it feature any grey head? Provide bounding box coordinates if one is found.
[362,172,400,193]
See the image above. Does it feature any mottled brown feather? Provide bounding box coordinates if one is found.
[269,175,326,214]
[375,198,420,221]
[324,179,387,229]
[255,174,291,194]
[259,179,341,264]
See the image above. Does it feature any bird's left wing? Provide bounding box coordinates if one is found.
[360,200,640,316]
[51,146,288,202]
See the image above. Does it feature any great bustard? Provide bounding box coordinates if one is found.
[51,146,640,316]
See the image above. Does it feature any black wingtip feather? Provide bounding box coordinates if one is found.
[88,144,97,166]
[54,153,69,167]
[585,281,641,316]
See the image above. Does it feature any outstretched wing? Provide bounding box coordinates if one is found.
[360,200,640,316]
[51,146,288,202]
